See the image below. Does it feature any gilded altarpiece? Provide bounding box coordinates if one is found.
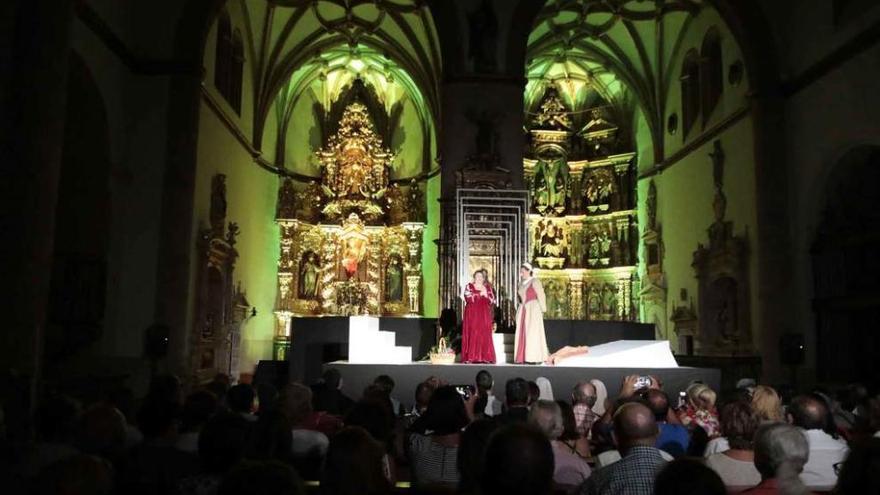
[274,102,425,354]
[524,88,639,321]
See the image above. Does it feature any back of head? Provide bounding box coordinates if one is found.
[481,423,554,495]
[505,378,529,407]
[322,368,342,390]
[418,386,468,435]
[345,399,393,444]
[753,423,809,481]
[788,395,828,430]
[198,412,251,474]
[458,419,500,493]
[475,370,493,393]
[279,383,313,425]
[527,381,540,404]
[720,400,759,450]
[655,459,725,495]
[528,400,563,440]
[751,385,783,422]
[219,460,304,495]
[414,381,433,410]
[321,426,390,495]
[146,374,183,406]
[36,394,81,443]
[227,384,256,414]
[835,437,880,495]
[613,402,659,451]
[372,375,395,395]
[36,454,113,495]
[643,389,670,422]
[75,404,127,459]
[181,390,219,431]
[136,397,180,439]
[555,400,580,442]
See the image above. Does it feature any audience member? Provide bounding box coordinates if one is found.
[74,403,127,465]
[217,460,304,495]
[176,390,219,453]
[345,399,394,454]
[372,375,402,417]
[107,387,143,448]
[321,426,391,495]
[244,407,294,463]
[581,402,666,495]
[743,423,810,495]
[21,394,81,477]
[35,454,114,495]
[474,369,502,417]
[481,423,555,495]
[528,381,541,405]
[752,385,784,423]
[529,400,591,491]
[536,377,554,400]
[410,381,433,418]
[278,383,330,478]
[457,419,499,495]
[498,378,530,424]
[571,381,598,439]
[642,387,690,457]
[227,384,257,422]
[120,398,198,495]
[407,386,472,487]
[311,369,354,416]
[834,437,880,494]
[589,379,608,416]
[556,400,590,459]
[705,400,762,490]
[787,394,849,489]
[655,458,726,495]
[678,383,721,438]
[205,374,231,404]
[145,374,184,407]
[178,412,250,495]
[255,383,279,415]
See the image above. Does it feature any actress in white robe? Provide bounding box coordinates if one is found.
[514,262,549,363]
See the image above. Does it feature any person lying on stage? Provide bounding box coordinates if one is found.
[544,345,590,365]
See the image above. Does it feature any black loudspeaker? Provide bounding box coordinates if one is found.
[144,324,170,360]
[779,333,805,366]
[254,360,290,389]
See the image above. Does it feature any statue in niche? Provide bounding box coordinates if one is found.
[385,256,403,302]
[711,277,739,342]
[277,178,296,219]
[466,109,501,168]
[210,174,227,236]
[385,183,406,224]
[536,220,565,258]
[602,284,617,318]
[467,0,498,73]
[584,169,615,211]
[710,140,727,222]
[299,252,321,299]
[646,180,657,231]
[342,236,367,280]
[533,153,568,215]
[588,286,601,317]
[296,180,322,223]
[406,179,425,221]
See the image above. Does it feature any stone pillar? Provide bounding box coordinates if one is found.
[0,0,73,399]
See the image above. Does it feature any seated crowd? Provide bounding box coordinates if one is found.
[2,368,879,495]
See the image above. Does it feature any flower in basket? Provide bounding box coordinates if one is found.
[429,337,457,365]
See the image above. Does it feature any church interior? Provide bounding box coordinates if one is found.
[3,0,880,404]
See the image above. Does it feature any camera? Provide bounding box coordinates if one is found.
[453,384,475,400]
[634,376,652,389]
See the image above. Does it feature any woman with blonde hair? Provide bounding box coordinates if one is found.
[678,383,721,438]
[751,385,783,423]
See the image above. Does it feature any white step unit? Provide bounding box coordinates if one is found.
[347,316,412,364]
[492,333,507,364]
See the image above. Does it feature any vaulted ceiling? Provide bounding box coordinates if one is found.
[233,0,441,166]
[526,0,709,154]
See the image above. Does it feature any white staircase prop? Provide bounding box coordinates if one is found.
[492,333,515,364]
[553,340,679,368]
[347,316,413,364]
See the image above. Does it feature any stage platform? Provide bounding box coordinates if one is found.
[323,361,721,412]
[288,316,656,384]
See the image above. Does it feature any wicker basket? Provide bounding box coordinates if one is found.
[429,337,457,365]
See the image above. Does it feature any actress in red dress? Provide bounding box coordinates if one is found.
[461,270,497,364]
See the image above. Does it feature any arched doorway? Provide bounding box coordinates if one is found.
[811,146,880,382]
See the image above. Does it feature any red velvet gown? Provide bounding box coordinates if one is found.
[461,282,496,363]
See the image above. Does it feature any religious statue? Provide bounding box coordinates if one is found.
[602,285,617,318]
[467,0,498,73]
[276,178,296,220]
[299,252,320,299]
[533,153,568,215]
[537,220,565,258]
[340,213,369,280]
[406,179,425,221]
[385,257,403,302]
[584,169,615,210]
[588,286,601,317]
